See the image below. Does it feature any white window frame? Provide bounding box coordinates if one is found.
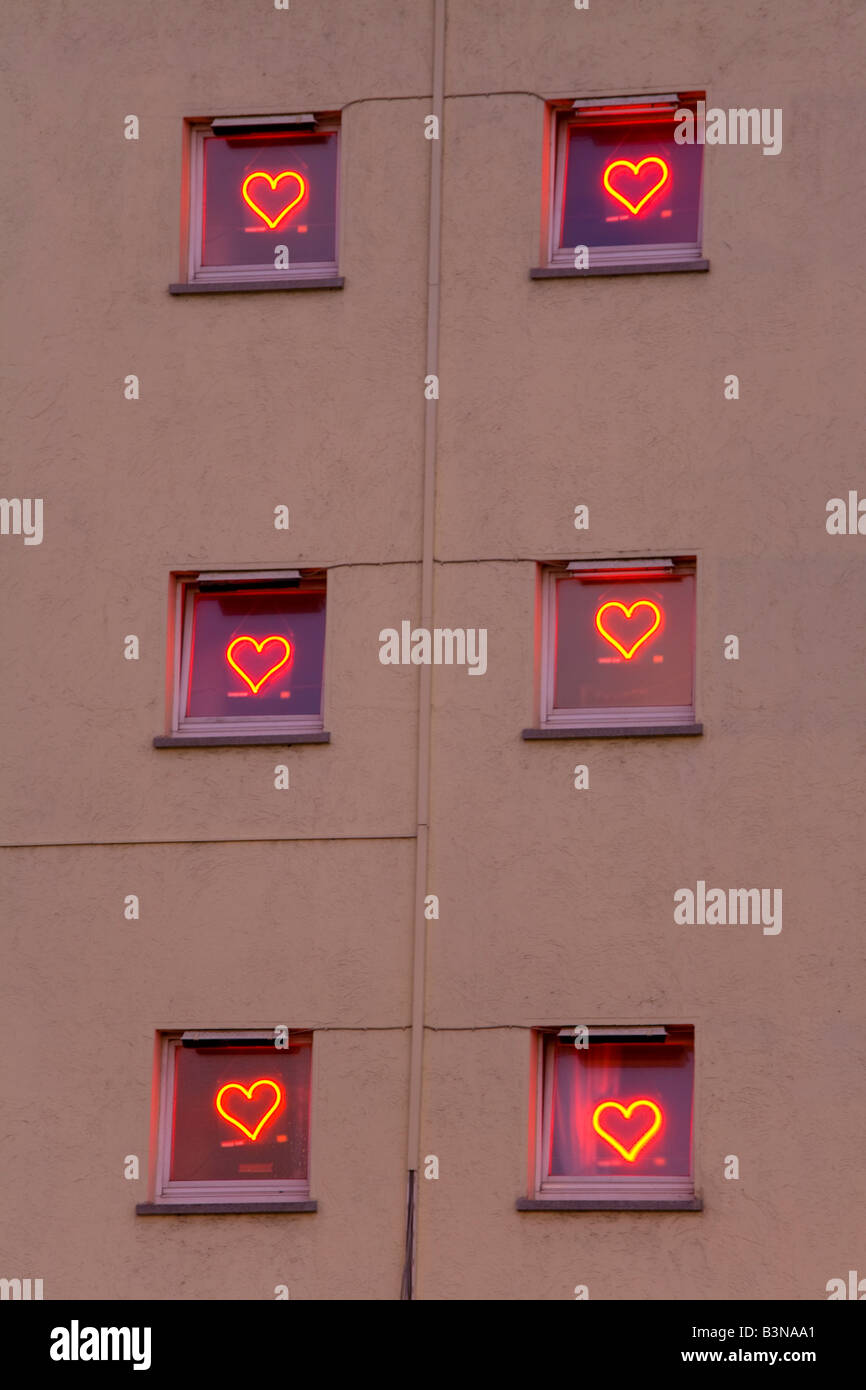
[171,570,326,738]
[153,1031,312,1205]
[187,117,341,284]
[546,96,704,269]
[534,1028,695,1201]
[540,558,697,728]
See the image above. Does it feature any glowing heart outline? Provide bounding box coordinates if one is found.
[241,170,307,229]
[215,1078,284,1142]
[594,597,664,661]
[602,156,670,216]
[592,1098,663,1163]
[225,635,292,694]
[594,599,661,660]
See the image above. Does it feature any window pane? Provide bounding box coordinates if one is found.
[202,132,338,267]
[549,1037,693,1178]
[185,587,325,720]
[554,572,694,711]
[561,113,702,250]
[170,1040,311,1183]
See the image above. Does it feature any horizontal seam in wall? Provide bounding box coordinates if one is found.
[253,1025,551,1034]
[0,835,417,850]
[300,1025,553,1033]
[305,558,591,569]
[140,559,664,572]
[340,90,546,113]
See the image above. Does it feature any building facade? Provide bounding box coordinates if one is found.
[2,0,864,1300]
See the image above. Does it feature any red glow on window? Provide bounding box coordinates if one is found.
[225,634,292,693]
[592,1098,663,1163]
[594,599,661,660]
[241,170,307,228]
[602,156,670,215]
[215,1079,285,1142]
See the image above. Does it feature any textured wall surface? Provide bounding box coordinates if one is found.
[2,0,864,1300]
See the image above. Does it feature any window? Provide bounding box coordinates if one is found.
[533,1027,695,1203]
[545,95,704,271]
[182,115,340,287]
[166,571,327,741]
[150,1031,312,1206]
[538,558,698,731]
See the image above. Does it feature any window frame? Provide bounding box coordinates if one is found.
[169,569,327,740]
[533,1027,696,1202]
[152,1031,313,1206]
[186,116,341,286]
[545,95,705,270]
[539,557,698,730]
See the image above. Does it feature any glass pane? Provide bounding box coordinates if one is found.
[185,587,325,720]
[560,114,702,250]
[170,1039,311,1183]
[549,1037,694,1177]
[554,571,694,711]
[202,131,338,267]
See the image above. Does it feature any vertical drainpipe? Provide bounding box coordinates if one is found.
[401,0,446,1302]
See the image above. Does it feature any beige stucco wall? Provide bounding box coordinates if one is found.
[2,0,864,1298]
[2,842,412,1300]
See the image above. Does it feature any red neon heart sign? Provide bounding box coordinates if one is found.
[241,170,307,229]
[602,157,670,215]
[225,635,292,693]
[215,1079,284,1142]
[592,1098,662,1163]
[595,600,661,660]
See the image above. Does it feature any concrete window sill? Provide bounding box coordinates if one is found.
[136,1201,317,1215]
[522,725,703,740]
[530,262,709,280]
[516,1198,702,1212]
[169,278,344,295]
[153,732,331,748]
